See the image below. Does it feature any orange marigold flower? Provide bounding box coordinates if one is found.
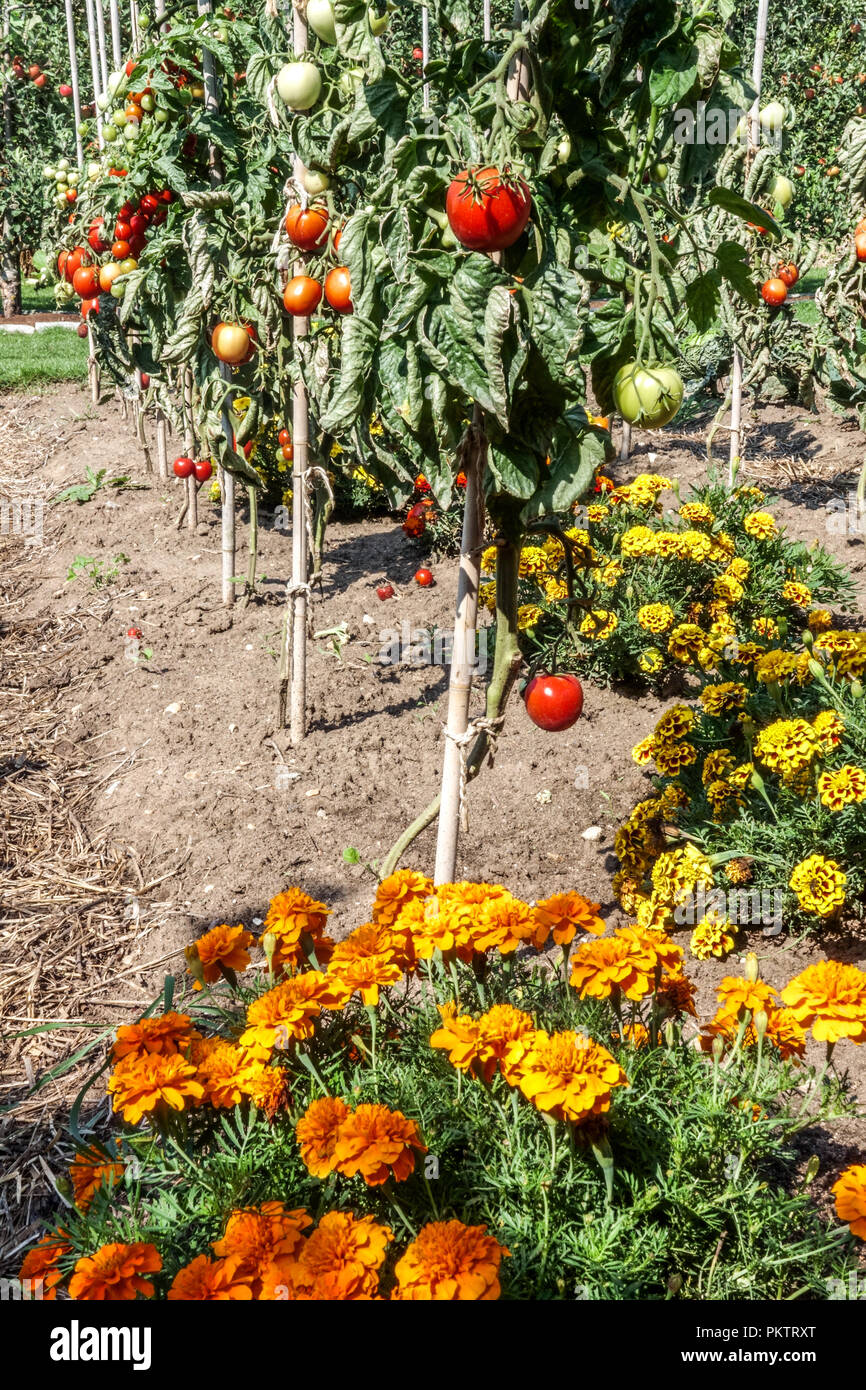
[392,1220,508,1300]
[192,1038,250,1109]
[296,1096,351,1177]
[261,887,332,973]
[69,1148,124,1212]
[431,1002,536,1084]
[404,896,471,962]
[238,1056,290,1118]
[715,975,778,1022]
[167,1254,253,1300]
[832,1165,866,1238]
[190,923,254,987]
[780,960,866,1045]
[240,971,350,1059]
[503,1029,628,1124]
[656,969,698,1020]
[108,1052,204,1125]
[530,891,605,948]
[372,869,433,927]
[332,1103,427,1185]
[468,893,535,955]
[328,922,403,1004]
[569,935,654,1002]
[18,1230,70,1300]
[111,1011,197,1062]
[284,1211,393,1300]
[430,1002,484,1072]
[212,1202,311,1294]
[68,1242,161,1301]
[699,1003,806,1061]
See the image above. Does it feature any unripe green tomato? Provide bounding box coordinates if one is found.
[102,122,118,141]
[556,134,571,164]
[87,160,101,178]
[759,101,786,132]
[301,167,330,195]
[154,108,169,124]
[368,5,391,35]
[112,107,128,126]
[55,180,68,193]
[96,92,111,112]
[107,69,125,97]
[140,92,155,112]
[125,121,141,141]
[77,121,89,136]
[67,170,79,185]
[307,0,337,44]
[651,161,668,182]
[769,174,793,207]
[54,192,67,208]
[57,157,70,172]
[276,61,322,111]
[43,165,55,180]
[111,282,125,298]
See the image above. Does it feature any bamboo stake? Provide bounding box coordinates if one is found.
[95,0,110,96]
[64,0,84,170]
[729,0,771,486]
[83,0,105,149]
[289,0,310,742]
[129,0,140,52]
[151,0,167,483]
[108,0,123,67]
[421,7,430,110]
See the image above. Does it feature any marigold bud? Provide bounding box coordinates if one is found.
[712,1035,725,1063]
[261,931,277,970]
[753,1008,769,1040]
[184,942,205,987]
[744,951,760,984]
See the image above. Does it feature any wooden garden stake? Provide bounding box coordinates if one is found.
[730,0,771,486]
[64,0,84,171]
[83,0,104,149]
[108,0,123,67]
[95,0,110,97]
[288,0,310,743]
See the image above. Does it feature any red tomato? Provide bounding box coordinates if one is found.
[88,218,108,253]
[284,203,329,250]
[412,46,423,60]
[139,193,159,216]
[278,428,291,447]
[76,321,88,338]
[173,456,195,478]
[282,442,293,462]
[80,296,99,319]
[129,213,147,237]
[446,166,531,252]
[377,583,395,600]
[333,227,343,253]
[761,277,788,307]
[777,261,799,287]
[193,459,213,482]
[159,189,173,203]
[324,266,353,314]
[414,567,434,587]
[211,321,252,364]
[112,239,131,260]
[65,246,91,283]
[856,231,866,262]
[125,59,135,77]
[72,265,99,297]
[524,673,584,732]
[128,233,146,258]
[114,220,132,242]
[119,200,134,219]
[140,372,150,388]
[283,275,322,316]
[57,249,69,278]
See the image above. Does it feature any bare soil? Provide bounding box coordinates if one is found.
[1,382,865,1258]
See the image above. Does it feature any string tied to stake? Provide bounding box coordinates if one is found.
[444,715,504,832]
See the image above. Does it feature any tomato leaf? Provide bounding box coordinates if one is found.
[685,270,722,333]
[706,187,781,239]
[715,239,759,306]
[648,44,700,110]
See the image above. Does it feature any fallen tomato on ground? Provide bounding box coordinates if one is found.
[414,568,434,587]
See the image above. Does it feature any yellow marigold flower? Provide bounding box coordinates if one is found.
[519,545,548,578]
[635,891,676,933]
[653,740,698,776]
[431,1001,534,1083]
[781,959,866,1043]
[190,923,254,988]
[168,1254,253,1301]
[737,485,765,502]
[240,972,350,1059]
[638,647,664,674]
[782,580,811,606]
[727,556,750,580]
[655,704,695,740]
[832,1166,866,1238]
[725,857,754,885]
[651,844,714,905]
[517,603,544,631]
[700,682,747,716]
[372,869,433,927]
[612,1022,650,1047]
[296,1096,351,1177]
[331,1103,427,1185]
[612,872,645,914]
[753,616,779,640]
[392,1220,508,1301]
[679,501,714,525]
[469,892,536,955]
[68,1242,161,1302]
[620,525,657,557]
[637,602,675,634]
[754,650,801,685]
[478,580,497,612]
[744,510,777,539]
[817,764,866,810]
[327,922,403,1004]
[108,1053,204,1125]
[712,574,744,604]
[112,1012,197,1062]
[632,734,657,766]
[543,575,569,602]
[239,1057,290,1118]
[812,709,844,752]
[706,779,745,819]
[716,974,778,1020]
[284,1211,394,1301]
[587,504,609,522]
[807,609,833,634]
[668,622,705,662]
[679,530,714,563]
[579,608,618,640]
[656,968,698,1019]
[530,890,604,947]
[569,937,654,1002]
[503,1029,628,1124]
[599,560,623,586]
[690,919,735,960]
[754,717,819,784]
[789,855,846,917]
[69,1148,124,1213]
[480,545,499,575]
[654,532,686,559]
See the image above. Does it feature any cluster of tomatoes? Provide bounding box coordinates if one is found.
[760,260,799,308]
[58,189,172,322]
[9,58,48,89]
[282,205,353,317]
[173,456,213,482]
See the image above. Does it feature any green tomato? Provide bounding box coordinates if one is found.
[55,180,68,193]
[107,69,125,97]
[96,91,111,112]
[43,165,55,180]
[113,107,128,126]
[769,174,793,207]
[276,61,322,111]
[301,166,330,195]
[53,192,67,209]
[110,282,126,299]
[307,0,337,43]
[650,161,669,182]
[338,67,365,97]
[556,134,571,164]
[57,157,70,172]
[368,4,392,35]
[102,122,118,141]
[77,121,89,136]
[613,362,684,428]
[154,108,169,124]
[140,92,155,112]
[67,169,80,185]
[759,101,786,132]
